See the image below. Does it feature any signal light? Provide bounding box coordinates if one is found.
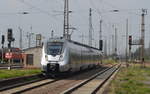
[129,36,132,45]
[99,40,103,51]
[1,35,5,44]
[7,29,13,42]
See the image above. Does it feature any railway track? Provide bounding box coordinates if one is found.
[61,64,121,94]
[0,77,58,94]
[20,67,106,94]
[0,74,46,91]
[0,65,117,94]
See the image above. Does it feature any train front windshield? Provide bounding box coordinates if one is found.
[46,42,63,55]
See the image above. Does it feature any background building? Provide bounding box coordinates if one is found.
[23,46,42,68]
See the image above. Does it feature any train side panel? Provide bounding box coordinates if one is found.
[67,41,102,72]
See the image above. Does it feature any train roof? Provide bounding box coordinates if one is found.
[47,37,101,52]
[69,40,101,51]
[47,37,65,43]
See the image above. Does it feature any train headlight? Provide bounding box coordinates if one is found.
[59,55,63,61]
[45,55,48,61]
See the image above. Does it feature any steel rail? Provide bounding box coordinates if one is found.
[61,64,120,94]
[12,79,58,94]
[11,66,104,94]
[1,78,59,94]
[0,74,44,91]
[91,64,121,94]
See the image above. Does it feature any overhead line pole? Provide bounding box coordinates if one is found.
[99,20,103,51]
[112,35,114,54]
[104,39,107,56]
[115,27,117,56]
[126,19,129,66]
[100,20,102,41]
[108,35,111,55]
[63,0,69,40]
[19,27,23,50]
[89,8,93,47]
[140,9,147,67]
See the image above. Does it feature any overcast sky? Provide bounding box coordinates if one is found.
[0,0,150,55]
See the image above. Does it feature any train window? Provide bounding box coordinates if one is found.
[47,42,63,55]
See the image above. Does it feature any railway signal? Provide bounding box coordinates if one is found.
[128,35,132,63]
[1,35,5,64]
[7,29,13,42]
[7,28,15,70]
[129,35,132,51]
[99,40,103,51]
[1,35,5,44]
[129,35,132,45]
[7,28,15,48]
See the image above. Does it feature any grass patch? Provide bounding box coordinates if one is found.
[0,69,41,80]
[103,59,117,65]
[108,65,150,94]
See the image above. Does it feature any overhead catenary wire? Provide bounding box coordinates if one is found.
[15,0,67,39]
[17,0,53,16]
[15,0,63,23]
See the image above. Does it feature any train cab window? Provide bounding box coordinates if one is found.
[47,42,63,56]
